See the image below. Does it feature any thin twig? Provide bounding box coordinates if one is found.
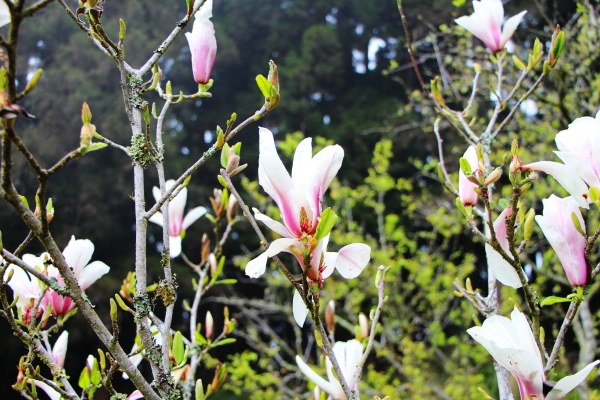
[545,300,581,373]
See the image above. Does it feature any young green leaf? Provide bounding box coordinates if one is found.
[314,208,338,240]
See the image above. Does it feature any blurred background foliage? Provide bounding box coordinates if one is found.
[3,0,600,399]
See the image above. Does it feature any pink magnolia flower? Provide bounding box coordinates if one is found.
[485,207,526,289]
[455,0,527,53]
[296,339,363,400]
[535,195,589,286]
[41,236,110,316]
[468,307,599,400]
[149,179,207,258]
[185,0,217,84]
[51,331,69,369]
[246,128,370,283]
[458,145,479,207]
[554,112,600,190]
[3,254,45,322]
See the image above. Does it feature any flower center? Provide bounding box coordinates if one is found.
[299,207,313,233]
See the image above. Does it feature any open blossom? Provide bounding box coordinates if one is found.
[149,179,207,258]
[458,145,479,207]
[296,339,362,400]
[455,0,527,53]
[468,307,599,400]
[485,207,526,289]
[3,254,45,321]
[554,112,600,190]
[185,0,217,84]
[536,195,589,286]
[41,236,110,316]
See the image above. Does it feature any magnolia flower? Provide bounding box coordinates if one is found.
[41,236,110,316]
[468,307,599,400]
[296,339,362,400]
[4,254,45,321]
[33,380,61,400]
[0,1,10,29]
[458,146,479,207]
[185,0,217,84]
[535,195,589,286]
[554,113,600,190]
[455,0,527,53]
[246,128,370,282]
[149,179,207,258]
[485,207,526,288]
[51,331,69,369]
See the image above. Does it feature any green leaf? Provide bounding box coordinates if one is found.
[213,279,237,285]
[314,208,338,240]
[541,296,575,306]
[552,31,565,62]
[211,338,236,347]
[172,331,185,365]
[85,142,107,153]
[571,212,586,237]
[78,366,91,389]
[220,143,230,168]
[209,256,226,285]
[195,331,207,346]
[459,157,472,176]
[233,142,242,156]
[255,74,272,98]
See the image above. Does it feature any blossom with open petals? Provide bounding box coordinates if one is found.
[296,339,362,400]
[185,0,217,84]
[3,254,45,321]
[458,145,479,207]
[554,112,600,191]
[468,307,599,400]
[41,236,110,316]
[455,0,527,53]
[536,195,588,286]
[149,179,207,258]
[485,207,526,288]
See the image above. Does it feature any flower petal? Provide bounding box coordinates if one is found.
[500,10,527,49]
[62,237,94,279]
[258,127,301,236]
[546,360,600,400]
[485,244,524,288]
[168,183,188,237]
[0,1,10,29]
[344,339,363,390]
[321,251,338,279]
[333,243,371,279]
[182,206,207,230]
[33,380,61,400]
[78,261,110,290]
[148,211,164,227]
[127,390,144,400]
[245,251,269,278]
[304,145,344,225]
[52,331,69,369]
[293,290,309,327]
[555,151,600,189]
[169,235,183,258]
[267,238,300,257]
[522,161,590,208]
[295,355,342,398]
[253,207,293,238]
[152,186,161,203]
[292,138,313,214]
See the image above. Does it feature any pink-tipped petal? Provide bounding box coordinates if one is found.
[522,161,590,209]
[127,390,144,400]
[167,181,188,237]
[62,236,94,279]
[334,243,370,279]
[245,251,269,278]
[304,145,344,224]
[33,381,61,400]
[78,261,110,290]
[292,290,309,327]
[292,138,313,213]
[458,146,479,206]
[52,331,69,369]
[182,206,207,230]
[185,0,216,85]
[546,360,600,400]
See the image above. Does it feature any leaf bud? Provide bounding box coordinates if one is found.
[166,81,172,96]
[523,209,535,241]
[119,18,126,42]
[109,298,117,321]
[519,182,532,195]
[430,76,444,106]
[325,300,335,334]
[483,167,502,187]
[114,293,130,312]
[23,69,43,96]
[227,195,238,224]
[201,234,210,262]
[195,379,205,400]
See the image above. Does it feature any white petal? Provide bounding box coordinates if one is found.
[0,1,10,29]
[293,290,309,327]
[6,265,42,306]
[253,208,293,238]
[182,206,207,230]
[33,381,61,400]
[321,251,338,279]
[546,360,600,400]
[292,138,313,213]
[523,161,590,209]
[127,390,144,400]
[304,145,344,223]
[245,251,268,278]
[148,211,164,227]
[62,237,94,279]
[168,185,188,236]
[489,342,544,398]
[344,339,363,390]
[152,186,161,203]
[52,331,69,369]
[78,261,110,290]
[333,243,370,279]
[295,355,341,398]
[500,11,527,49]
[267,238,300,257]
[555,151,600,189]
[485,244,524,288]
[169,235,182,258]
[195,0,213,20]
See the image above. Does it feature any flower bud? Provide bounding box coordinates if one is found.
[484,167,502,187]
[227,195,238,223]
[358,312,369,339]
[208,253,217,275]
[185,0,217,85]
[201,234,210,262]
[528,171,539,181]
[205,311,214,340]
[325,300,335,334]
